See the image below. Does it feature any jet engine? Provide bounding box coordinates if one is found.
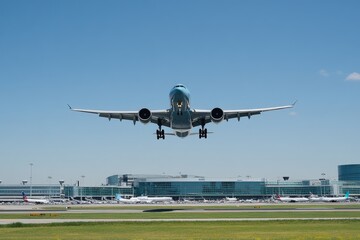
[138,108,152,123]
[211,107,224,123]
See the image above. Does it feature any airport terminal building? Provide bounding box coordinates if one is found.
[1,164,360,201]
[111,174,357,200]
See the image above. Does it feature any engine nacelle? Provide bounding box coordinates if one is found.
[211,107,224,123]
[138,108,152,123]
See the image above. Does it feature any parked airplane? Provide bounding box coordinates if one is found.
[317,192,350,202]
[137,196,173,203]
[21,192,49,204]
[69,84,295,139]
[225,197,238,202]
[308,193,323,202]
[275,194,309,203]
[115,194,140,204]
[115,194,173,203]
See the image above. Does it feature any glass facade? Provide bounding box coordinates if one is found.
[135,179,265,199]
[0,185,61,197]
[338,164,360,181]
[64,186,133,199]
[339,181,360,195]
[134,178,346,199]
[265,180,332,196]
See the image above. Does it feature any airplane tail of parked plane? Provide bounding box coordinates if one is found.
[345,192,350,199]
[21,191,49,204]
[115,194,122,201]
[21,191,28,202]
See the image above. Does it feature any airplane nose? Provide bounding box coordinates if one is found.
[171,88,182,95]
[169,88,182,100]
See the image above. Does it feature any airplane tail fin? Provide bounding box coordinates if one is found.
[345,191,350,199]
[115,193,122,201]
[21,192,28,201]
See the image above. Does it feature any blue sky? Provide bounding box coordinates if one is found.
[1,0,359,185]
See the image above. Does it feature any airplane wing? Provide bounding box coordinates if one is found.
[69,106,171,127]
[191,102,295,127]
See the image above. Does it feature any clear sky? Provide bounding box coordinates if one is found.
[0,0,359,186]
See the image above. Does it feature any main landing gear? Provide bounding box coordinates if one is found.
[156,120,165,140]
[156,129,165,139]
[199,119,207,139]
[199,128,207,139]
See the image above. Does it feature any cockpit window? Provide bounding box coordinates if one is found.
[174,84,186,88]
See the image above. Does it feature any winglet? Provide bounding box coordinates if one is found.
[292,100,298,107]
[67,104,72,110]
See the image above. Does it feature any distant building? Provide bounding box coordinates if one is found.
[135,177,265,199]
[106,174,173,187]
[1,165,360,201]
[338,164,360,181]
[0,184,61,202]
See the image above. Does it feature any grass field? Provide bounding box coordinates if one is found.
[1,220,360,239]
[2,204,360,239]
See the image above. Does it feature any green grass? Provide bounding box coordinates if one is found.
[2,205,360,239]
[1,220,360,239]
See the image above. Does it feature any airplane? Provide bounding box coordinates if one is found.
[317,192,350,202]
[136,196,173,203]
[115,194,140,204]
[69,84,295,139]
[21,192,49,204]
[225,197,238,202]
[275,194,309,203]
[308,193,323,202]
[115,194,172,204]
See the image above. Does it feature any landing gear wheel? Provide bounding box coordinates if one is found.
[156,129,165,140]
[199,128,208,139]
[156,130,160,139]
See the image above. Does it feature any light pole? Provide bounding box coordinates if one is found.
[321,173,326,196]
[48,176,52,198]
[59,180,64,199]
[29,163,33,197]
[81,175,85,201]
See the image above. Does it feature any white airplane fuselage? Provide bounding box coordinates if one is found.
[276,195,309,202]
[22,192,49,204]
[137,196,173,203]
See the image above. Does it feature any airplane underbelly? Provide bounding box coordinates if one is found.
[170,111,192,131]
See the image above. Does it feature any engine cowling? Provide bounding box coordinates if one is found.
[138,108,152,123]
[211,107,224,123]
